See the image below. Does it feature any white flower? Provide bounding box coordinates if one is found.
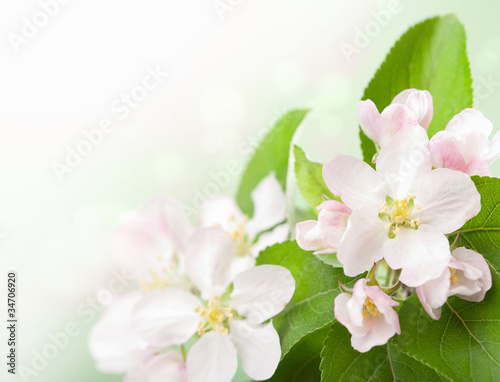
[416,247,492,319]
[296,200,352,254]
[200,172,289,277]
[358,88,433,151]
[132,227,295,382]
[88,292,158,374]
[429,108,500,176]
[110,197,194,291]
[124,351,187,382]
[322,126,481,286]
[334,279,400,353]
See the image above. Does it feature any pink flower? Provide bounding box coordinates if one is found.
[334,279,400,353]
[430,109,500,176]
[322,126,481,286]
[296,200,352,254]
[132,227,296,382]
[358,89,433,151]
[416,247,492,320]
[110,197,194,291]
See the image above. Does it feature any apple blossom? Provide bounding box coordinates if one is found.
[416,247,492,319]
[200,172,289,276]
[296,200,352,254]
[110,197,194,291]
[322,125,481,286]
[358,88,433,151]
[334,278,400,352]
[430,108,500,176]
[124,351,187,382]
[132,227,295,382]
[88,292,158,374]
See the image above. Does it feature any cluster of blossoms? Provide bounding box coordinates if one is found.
[88,173,296,381]
[297,89,495,352]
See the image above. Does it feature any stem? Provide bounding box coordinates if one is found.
[180,344,187,361]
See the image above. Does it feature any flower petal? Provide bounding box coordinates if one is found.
[358,100,391,147]
[383,224,450,287]
[124,351,186,382]
[486,130,500,163]
[323,156,386,210]
[451,247,492,302]
[392,89,433,129]
[88,292,156,373]
[230,265,295,324]
[350,315,399,353]
[230,320,281,380]
[185,227,235,298]
[413,168,481,234]
[415,268,450,320]
[376,125,431,199]
[337,209,387,277]
[186,332,238,382]
[446,109,493,138]
[200,196,245,232]
[429,131,468,173]
[246,172,287,240]
[132,288,200,347]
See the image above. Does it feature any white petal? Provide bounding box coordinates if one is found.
[200,196,245,232]
[186,332,238,382]
[337,209,387,277]
[446,108,493,138]
[351,315,398,353]
[230,320,281,380]
[185,227,235,298]
[132,289,200,347]
[229,255,256,280]
[415,268,450,320]
[296,220,324,251]
[323,156,386,210]
[392,89,433,129]
[383,225,451,287]
[88,292,155,373]
[124,351,186,382]
[413,168,481,234]
[251,222,289,257]
[246,172,287,240]
[230,265,295,324]
[376,125,431,199]
[450,248,492,302]
[486,130,500,163]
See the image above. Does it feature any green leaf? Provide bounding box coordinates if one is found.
[360,14,472,164]
[265,326,329,382]
[453,176,500,273]
[294,145,337,211]
[256,240,360,357]
[236,109,309,216]
[320,322,448,382]
[392,269,500,382]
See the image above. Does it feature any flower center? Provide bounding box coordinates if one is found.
[379,194,421,238]
[225,214,250,257]
[362,297,381,319]
[141,256,181,291]
[194,296,234,336]
[449,267,459,284]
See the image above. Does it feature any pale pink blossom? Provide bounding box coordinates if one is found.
[334,279,400,352]
[296,200,352,254]
[358,89,433,150]
[200,172,289,276]
[416,247,492,319]
[132,227,295,382]
[124,351,187,382]
[88,292,158,374]
[110,197,194,291]
[430,109,500,176]
[322,126,481,286]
